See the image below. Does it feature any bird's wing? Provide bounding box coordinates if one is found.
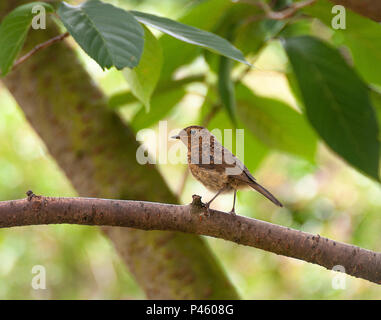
[221,147,257,183]
[195,140,241,171]
[228,163,256,184]
[243,167,257,182]
[191,136,257,182]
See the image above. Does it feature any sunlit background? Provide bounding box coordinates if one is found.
[0,0,380,299]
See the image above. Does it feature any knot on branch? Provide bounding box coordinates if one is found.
[26,190,43,212]
[190,195,212,221]
[191,194,203,207]
[26,190,36,201]
[190,194,208,215]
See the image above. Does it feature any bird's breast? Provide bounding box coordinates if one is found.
[188,163,232,192]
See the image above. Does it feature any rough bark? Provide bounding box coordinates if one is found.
[0,1,239,299]
[328,0,381,22]
[1,194,380,285]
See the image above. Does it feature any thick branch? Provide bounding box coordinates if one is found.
[1,194,380,285]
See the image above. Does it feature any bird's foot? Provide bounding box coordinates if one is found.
[229,209,236,216]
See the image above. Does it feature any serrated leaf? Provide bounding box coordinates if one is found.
[0,2,54,76]
[283,36,380,181]
[131,10,250,66]
[123,26,162,112]
[236,83,317,162]
[58,0,144,70]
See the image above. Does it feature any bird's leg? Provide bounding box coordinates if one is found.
[205,188,225,213]
[229,190,237,215]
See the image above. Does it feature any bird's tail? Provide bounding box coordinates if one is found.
[249,181,283,207]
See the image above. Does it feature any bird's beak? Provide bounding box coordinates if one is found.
[171,135,180,140]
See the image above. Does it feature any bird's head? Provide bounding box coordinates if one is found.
[171,125,212,149]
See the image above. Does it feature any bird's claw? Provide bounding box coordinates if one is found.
[229,209,236,216]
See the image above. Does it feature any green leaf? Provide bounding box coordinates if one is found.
[108,91,136,109]
[108,75,204,109]
[159,0,235,81]
[370,90,381,139]
[283,36,380,180]
[218,56,236,126]
[123,26,162,112]
[304,0,381,86]
[131,88,186,131]
[205,17,285,74]
[131,10,250,66]
[58,0,144,70]
[236,84,317,162]
[0,2,54,76]
[203,3,261,73]
[200,89,268,171]
[279,19,312,38]
[236,19,286,56]
[286,71,304,110]
[159,0,233,81]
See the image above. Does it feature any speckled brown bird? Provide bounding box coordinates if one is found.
[172,125,282,214]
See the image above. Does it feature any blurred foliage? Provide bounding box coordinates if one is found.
[0,88,143,299]
[0,0,381,299]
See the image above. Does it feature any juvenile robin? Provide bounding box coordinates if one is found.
[172,125,282,214]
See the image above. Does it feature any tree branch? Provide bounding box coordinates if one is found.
[239,0,317,20]
[1,193,380,285]
[328,0,381,22]
[12,32,69,70]
[255,0,317,20]
[242,0,381,22]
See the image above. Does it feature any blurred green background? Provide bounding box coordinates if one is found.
[0,0,380,299]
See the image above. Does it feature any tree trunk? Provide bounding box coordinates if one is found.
[0,1,239,299]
